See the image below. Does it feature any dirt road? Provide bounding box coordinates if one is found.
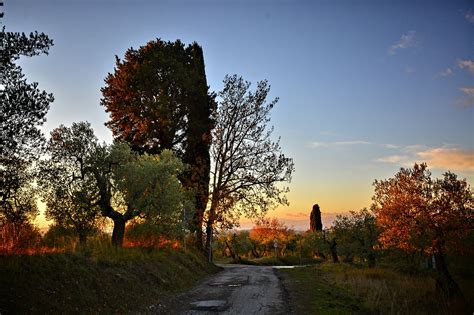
[168,264,290,314]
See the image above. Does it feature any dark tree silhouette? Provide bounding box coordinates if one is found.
[310,204,323,231]
[206,75,294,261]
[0,28,53,225]
[100,39,215,248]
[37,122,102,245]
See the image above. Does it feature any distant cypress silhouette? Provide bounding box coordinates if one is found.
[310,204,323,231]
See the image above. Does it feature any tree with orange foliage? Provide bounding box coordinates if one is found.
[372,163,473,299]
[249,218,293,257]
[100,39,216,250]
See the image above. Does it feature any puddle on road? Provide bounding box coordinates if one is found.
[190,300,228,311]
[271,266,296,269]
[272,265,311,269]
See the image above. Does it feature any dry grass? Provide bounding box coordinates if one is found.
[321,264,450,314]
[281,262,472,314]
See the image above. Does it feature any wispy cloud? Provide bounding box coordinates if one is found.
[375,145,474,172]
[459,86,474,95]
[382,144,400,149]
[417,147,474,171]
[404,67,415,74]
[456,86,474,108]
[281,211,308,219]
[375,155,409,164]
[438,59,473,77]
[465,10,474,23]
[439,67,453,77]
[458,59,474,74]
[388,30,417,55]
[309,141,405,150]
[309,140,371,148]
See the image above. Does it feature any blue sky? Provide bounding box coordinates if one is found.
[4,0,473,229]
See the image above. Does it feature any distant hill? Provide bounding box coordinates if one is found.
[239,212,349,231]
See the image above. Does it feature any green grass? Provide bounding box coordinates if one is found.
[280,264,371,315]
[279,262,473,315]
[0,244,219,313]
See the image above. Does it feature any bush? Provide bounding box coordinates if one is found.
[0,222,42,255]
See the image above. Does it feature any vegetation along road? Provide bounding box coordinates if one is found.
[169,264,290,314]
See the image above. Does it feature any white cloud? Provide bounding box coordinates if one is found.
[382,144,401,149]
[458,59,474,74]
[457,86,474,108]
[417,148,474,171]
[388,31,417,55]
[309,140,370,148]
[375,145,474,172]
[466,11,474,23]
[460,87,474,95]
[375,155,410,164]
[439,67,453,77]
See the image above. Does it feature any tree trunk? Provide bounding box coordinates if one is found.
[433,252,463,298]
[205,218,213,262]
[111,217,126,247]
[367,252,376,268]
[194,215,204,251]
[225,240,236,260]
[251,245,260,258]
[342,254,354,263]
[78,232,87,246]
[329,239,339,263]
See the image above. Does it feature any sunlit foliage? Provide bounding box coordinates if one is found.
[372,163,473,297]
[38,122,188,247]
[100,39,216,248]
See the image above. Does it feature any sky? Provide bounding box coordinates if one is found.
[4,0,473,230]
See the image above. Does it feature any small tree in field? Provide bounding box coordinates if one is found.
[372,163,473,298]
[249,218,293,257]
[332,209,379,267]
[206,75,294,260]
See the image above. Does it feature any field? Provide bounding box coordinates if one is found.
[279,262,473,315]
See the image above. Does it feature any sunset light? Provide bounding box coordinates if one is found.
[1,1,473,313]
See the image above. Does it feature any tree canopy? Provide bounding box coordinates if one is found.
[40,122,188,247]
[206,74,294,259]
[100,38,215,248]
[372,163,473,297]
[0,28,54,226]
[332,209,378,267]
[37,122,102,244]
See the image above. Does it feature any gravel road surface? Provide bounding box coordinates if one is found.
[168,264,290,315]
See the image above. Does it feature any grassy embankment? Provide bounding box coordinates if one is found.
[279,262,473,315]
[0,242,219,313]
